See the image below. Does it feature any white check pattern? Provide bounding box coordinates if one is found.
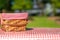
[0,28,60,40]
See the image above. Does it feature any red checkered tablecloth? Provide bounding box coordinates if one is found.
[0,28,60,40]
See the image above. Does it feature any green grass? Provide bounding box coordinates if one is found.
[27,16,60,28]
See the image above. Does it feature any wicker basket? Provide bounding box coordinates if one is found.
[1,13,28,32]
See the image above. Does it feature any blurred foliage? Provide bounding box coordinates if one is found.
[51,0,60,15]
[51,0,60,8]
[12,0,33,10]
[0,0,7,9]
[0,0,60,11]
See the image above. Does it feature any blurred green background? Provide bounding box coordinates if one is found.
[0,0,60,28]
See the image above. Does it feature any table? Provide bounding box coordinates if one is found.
[0,28,60,40]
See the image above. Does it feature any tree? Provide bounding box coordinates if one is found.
[37,0,45,16]
[0,0,7,12]
[12,0,33,12]
[52,0,60,8]
[51,0,60,15]
[0,0,12,12]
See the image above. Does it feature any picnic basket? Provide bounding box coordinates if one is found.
[1,13,28,32]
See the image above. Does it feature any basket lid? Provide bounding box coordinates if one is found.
[2,13,28,19]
